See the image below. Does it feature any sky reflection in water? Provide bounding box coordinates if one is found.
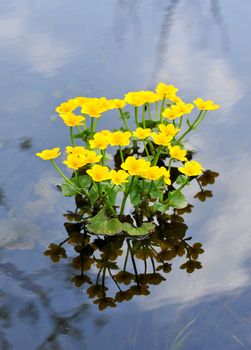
[1,0,251,349]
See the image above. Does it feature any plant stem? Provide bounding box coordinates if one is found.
[70,127,76,146]
[143,140,150,160]
[90,118,94,138]
[147,103,153,121]
[127,240,139,285]
[155,102,159,120]
[51,160,74,186]
[160,96,166,122]
[119,146,124,163]
[178,111,206,142]
[119,108,130,130]
[142,104,146,128]
[135,106,139,127]
[120,176,135,216]
[163,177,189,205]
[152,146,162,165]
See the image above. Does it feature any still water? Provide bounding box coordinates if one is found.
[1,0,251,349]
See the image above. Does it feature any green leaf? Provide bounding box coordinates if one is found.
[130,188,141,206]
[89,185,99,205]
[175,175,188,185]
[78,175,92,188]
[168,191,188,209]
[123,111,131,120]
[152,202,169,212]
[87,209,155,236]
[61,181,79,197]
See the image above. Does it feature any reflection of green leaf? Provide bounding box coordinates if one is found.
[87,208,155,236]
[168,191,188,209]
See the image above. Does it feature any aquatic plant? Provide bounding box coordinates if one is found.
[36,82,220,235]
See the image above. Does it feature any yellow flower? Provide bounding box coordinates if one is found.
[84,150,102,164]
[193,98,220,110]
[89,132,110,150]
[151,132,173,146]
[81,98,106,118]
[110,170,129,185]
[141,166,162,181]
[121,156,150,176]
[109,131,131,146]
[66,146,88,156]
[60,113,85,126]
[160,167,171,185]
[100,129,112,137]
[124,91,147,107]
[86,165,110,182]
[133,127,151,139]
[156,82,179,99]
[63,154,86,170]
[178,160,203,176]
[174,102,194,115]
[158,124,180,137]
[108,99,127,109]
[55,100,77,114]
[36,147,61,160]
[168,145,187,162]
[143,91,162,103]
[162,107,183,120]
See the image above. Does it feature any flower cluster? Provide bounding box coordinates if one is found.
[36,82,220,228]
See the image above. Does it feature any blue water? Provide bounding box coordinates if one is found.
[1,0,251,349]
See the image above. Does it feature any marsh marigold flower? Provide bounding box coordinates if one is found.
[178,160,203,176]
[160,167,171,185]
[63,154,86,170]
[158,124,180,137]
[168,145,187,162]
[110,170,129,185]
[66,146,88,156]
[86,165,110,182]
[141,166,162,181]
[109,99,127,109]
[133,127,151,139]
[121,156,150,176]
[193,98,220,110]
[156,82,179,99]
[60,113,85,127]
[162,107,183,120]
[36,147,61,160]
[81,99,106,118]
[84,150,102,164]
[56,100,77,115]
[124,91,147,107]
[174,102,194,115]
[109,131,131,147]
[143,91,162,103]
[89,132,110,150]
[151,132,173,146]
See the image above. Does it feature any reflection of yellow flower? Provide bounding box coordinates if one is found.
[36,147,61,160]
[109,131,131,146]
[178,160,203,176]
[133,127,151,139]
[110,170,129,185]
[193,98,220,110]
[168,145,187,162]
[63,154,86,170]
[60,113,85,126]
[86,165,110,182]
[160,167,171,185]
[151,132,173,146]
[90,132,110,150]
[141,166,162,181]
[156,82,179,99]
[158,124,180,137]
[121,156,150,176]
[162,107,182,120]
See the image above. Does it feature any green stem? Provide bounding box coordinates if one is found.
[155,102,159,120]
[119,146,124,163]
[152,147,162,165]
[147,103,152,121]
[142,104,146,128]
[178,116,183,128]
[90,118,95,138]
[120,176,135,216]
[101,150,105,165]
[164,177,189,204]
[178,111,205,142]
[135,106,139,127]
[119,108,130,130]
[70,127,76,146]
[160,96,166,122]
[168,158,172,172]
[143,140,150,160]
